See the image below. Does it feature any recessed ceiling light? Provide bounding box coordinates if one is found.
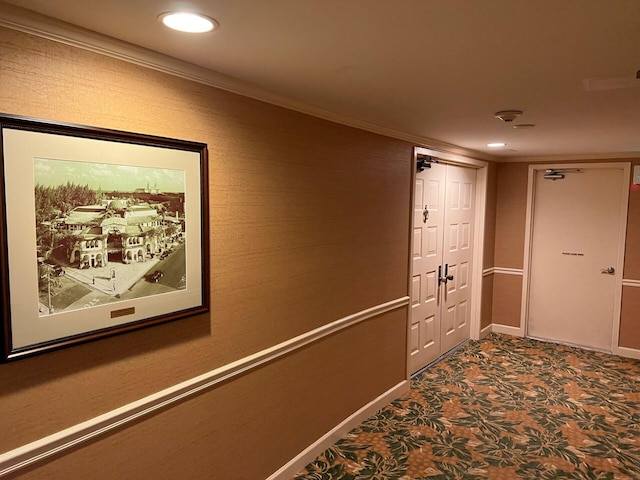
[487,142,506,148]
[159,12,218,33]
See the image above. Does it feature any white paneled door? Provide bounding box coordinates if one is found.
[440,165,476,354]
[410,162,476,375]
[527,166,628,351]
[410,163,446,373]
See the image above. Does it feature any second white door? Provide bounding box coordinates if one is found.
[527,165,628,351]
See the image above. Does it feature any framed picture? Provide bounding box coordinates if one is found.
[0,114,209,361]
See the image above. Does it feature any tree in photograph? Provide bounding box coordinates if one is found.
[35,182,99,258]
[34,182,98,225]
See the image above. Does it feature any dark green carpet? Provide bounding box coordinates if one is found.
[294,334,640,479]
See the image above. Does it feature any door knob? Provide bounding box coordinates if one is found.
[601,266,615,275]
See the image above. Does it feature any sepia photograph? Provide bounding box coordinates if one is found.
[35,159,187,317]
[0,115,209,361]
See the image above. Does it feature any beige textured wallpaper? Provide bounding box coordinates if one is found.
[624,161,640,279]
[483,162,498,270]
[493,162,529,270]
[620,286,640,349]
[0,27,411,478]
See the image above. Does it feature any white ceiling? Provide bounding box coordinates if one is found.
[2,0,640,159]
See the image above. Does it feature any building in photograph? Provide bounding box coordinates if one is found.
[54,198,180,268]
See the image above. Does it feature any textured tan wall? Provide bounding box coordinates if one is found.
[491,274,522,328]
[491,162,527,329]
[624,161,640,279]
[620,287,640,349]
[479,162,498,332]
[0,27,411,478]
[483,162,498,270]
[620,161,640,348]
[481,275,494,330]
[14,310,408,480]
[493,163,529,269]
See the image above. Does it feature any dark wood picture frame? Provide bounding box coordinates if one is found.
[0,114,209,361]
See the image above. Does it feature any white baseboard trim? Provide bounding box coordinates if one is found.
[267,380,409,480]
[0,296,409,478]
[614,346,640,360]
[480,324,493,338]
[491,324,523,336]
[524,338,640,361]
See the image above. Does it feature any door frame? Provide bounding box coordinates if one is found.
[408,146,488,377]
[520,162,630,352]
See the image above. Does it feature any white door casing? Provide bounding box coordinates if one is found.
[409,160,477,374]
[523,163,629,352]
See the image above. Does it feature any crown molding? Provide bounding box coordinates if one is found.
[0,2,495,162]
[498,151,640,163]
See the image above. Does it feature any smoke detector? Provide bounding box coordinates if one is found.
[494,110,523,122]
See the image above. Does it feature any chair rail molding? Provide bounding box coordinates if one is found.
[0,296,409,478]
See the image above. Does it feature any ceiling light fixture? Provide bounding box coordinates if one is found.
[487,142,506,148]
[494,110,523,122]
[159,12,218,33]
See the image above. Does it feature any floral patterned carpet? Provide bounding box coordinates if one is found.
[293,334,640,479]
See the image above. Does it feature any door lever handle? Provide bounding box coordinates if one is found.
[438,264,455,285]
[445,263,454,282]
[601,266,615,275]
